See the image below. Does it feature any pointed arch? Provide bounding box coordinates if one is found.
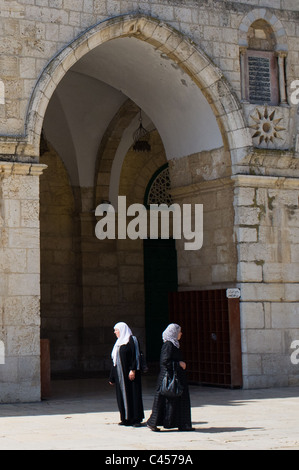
[26,14,251,166]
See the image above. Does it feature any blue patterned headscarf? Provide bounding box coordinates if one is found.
[162,323,181,349]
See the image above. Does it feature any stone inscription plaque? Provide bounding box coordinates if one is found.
[248,56,271,103]
[226,288,241,299]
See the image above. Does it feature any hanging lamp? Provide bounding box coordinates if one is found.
[133,109,151,152]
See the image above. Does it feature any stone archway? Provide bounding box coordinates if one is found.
[35,14,249,379]
[26,14,251,166]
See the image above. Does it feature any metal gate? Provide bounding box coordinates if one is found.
[169,289,242,388]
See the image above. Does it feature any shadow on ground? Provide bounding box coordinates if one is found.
[0,375,298,420]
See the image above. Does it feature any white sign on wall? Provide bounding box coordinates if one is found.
[226,288,241,299]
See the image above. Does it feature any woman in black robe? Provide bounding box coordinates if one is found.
[147,323,193,432]
[109,322,144,427]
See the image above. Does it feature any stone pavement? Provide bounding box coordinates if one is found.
[0,376,298,450]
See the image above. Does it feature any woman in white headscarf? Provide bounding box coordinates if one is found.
[147,323,193,432]
[109,322,144,427]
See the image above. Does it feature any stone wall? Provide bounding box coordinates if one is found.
[0,0,299,400]
[170,147,237,289]
[168,141,299,388]
[0,162,45,402]
[40,146,82,374]
[234,174,299,387]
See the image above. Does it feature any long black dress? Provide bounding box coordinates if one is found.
[147,341,192,430]
[109,335,144,426]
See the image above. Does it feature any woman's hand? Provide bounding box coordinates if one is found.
[179,361,187,370]
[129,370,136,381]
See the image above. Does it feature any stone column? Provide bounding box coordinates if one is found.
[277,51,288,106]
[239,46,248,103]
[0,161,47,402]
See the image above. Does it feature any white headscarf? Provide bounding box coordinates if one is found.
[111,322,133,366]
[162,323,181,349]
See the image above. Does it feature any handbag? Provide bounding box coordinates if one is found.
[140,351,149,373]
[159,363,184,398]
[132,336,148,373]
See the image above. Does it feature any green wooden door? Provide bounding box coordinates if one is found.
[144,239,178,362]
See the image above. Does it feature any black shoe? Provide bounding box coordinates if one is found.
[147,424,160,432]
[179,426,195,431]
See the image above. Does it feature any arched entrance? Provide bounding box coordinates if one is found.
[26,15,251,162]
[34,15,250,382]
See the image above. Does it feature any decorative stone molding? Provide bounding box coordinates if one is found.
[30,164,48,177]
[232,174,299,190]
[171,173,299,201]
[0,162,47,176]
